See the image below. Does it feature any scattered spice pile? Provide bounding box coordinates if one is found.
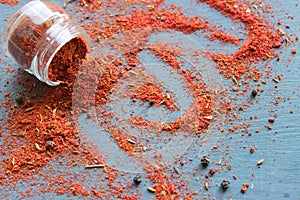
[131,83,178,111]
[0,0,285,199]
[207,30,243,45]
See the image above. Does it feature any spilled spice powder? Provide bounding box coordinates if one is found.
[0,0,19,6]
[197,0,282,80]
[0,0,283,199]
[131,83,178,110]
[207,30,243,45]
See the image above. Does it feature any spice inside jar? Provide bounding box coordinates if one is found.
[2,0,90,86]
[48,37,88,83]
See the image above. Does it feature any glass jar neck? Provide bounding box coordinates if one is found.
[2,0,90,86]
[30,21,90,86]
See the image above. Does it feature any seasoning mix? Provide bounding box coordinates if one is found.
[0,0,287,199]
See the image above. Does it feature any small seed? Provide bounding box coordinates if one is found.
[278,28,285,35]
[159,100,165,105]
[25,107,35,112]
[129,70,138,75]
[272,77,279,83]
[127,83,135,87]
[221,179,230,190]
[133,175,142,185]
[201,155,210,167]
[257,159,264,165]
[52,107,58,118]
[85,164,105,169]
[166,93,170,100]
[232,76,239,85]
[127,138,137,144]
[204,182,210,191]
[35,143,41,151]
[203,115,213,120]
[147,186,156,193]
[174,166,180,174]
[251,89,257,98]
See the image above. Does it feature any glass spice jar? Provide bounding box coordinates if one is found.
[2,0,90,86]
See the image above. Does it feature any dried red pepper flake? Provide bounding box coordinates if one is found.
[209,168,220,176]
[249,147,255,153]
[0,0,19,6]
[268,117,275,123]
[240,186,247,193]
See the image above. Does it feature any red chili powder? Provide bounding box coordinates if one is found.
[0,0,19,6]
[48,37,88,83]
[131,83,178,110]
[0,0,283,199]
[207,30,243,45]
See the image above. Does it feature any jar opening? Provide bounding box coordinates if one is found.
[47,37,88,85]
[2,0,90,86]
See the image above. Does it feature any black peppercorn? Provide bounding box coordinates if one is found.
[149,100,155,106]
[133,175,142,185]
[45,141,56,151]
[201,155,210,167]
[251,89,257,98]
[221,179,230,190]
[15,95,25,105]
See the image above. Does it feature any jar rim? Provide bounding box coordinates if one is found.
[43,31,90,86]
[2,0,91,86]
